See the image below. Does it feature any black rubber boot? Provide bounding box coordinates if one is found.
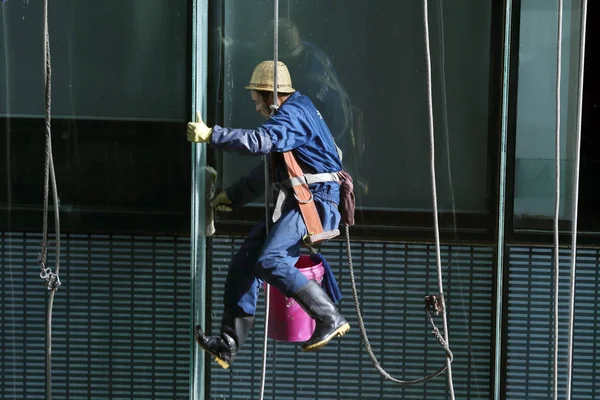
[292,280,350,352]
[194,311,254,369]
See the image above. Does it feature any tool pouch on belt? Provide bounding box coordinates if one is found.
[337,170,355,227]
[282,151,340,246]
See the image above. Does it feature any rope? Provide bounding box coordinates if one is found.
[493,1,514,399]
[259,3,280,400]
[566,2,587,399]
[423,0,455,396]
[553,1,563,398]
[345,225,453,385]
[39,1,62,399]
[273,7,279,109]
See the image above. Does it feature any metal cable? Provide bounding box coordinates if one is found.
[259,3,280,400]
[566,2,588,399]
[553,1,563,398]
[423,1,455,396]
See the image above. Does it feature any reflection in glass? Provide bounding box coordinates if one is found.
[220,0,493,214]
[513,0,585,223]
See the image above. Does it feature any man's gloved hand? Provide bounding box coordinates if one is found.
[210,191,233,212]
[187,112,212,143]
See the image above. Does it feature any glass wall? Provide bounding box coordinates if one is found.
[0,0,191,234]
[512,0,586,228]
[215,0,495,231]
[0,0,188,120]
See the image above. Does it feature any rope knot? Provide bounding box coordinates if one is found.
[40,267,61,290]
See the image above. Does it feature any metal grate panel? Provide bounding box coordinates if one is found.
[209,237,495,399]
[507,246,600,400]
[1,232,191,400]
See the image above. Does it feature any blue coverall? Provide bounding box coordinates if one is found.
[210,91,342,316]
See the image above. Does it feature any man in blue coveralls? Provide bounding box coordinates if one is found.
[186,60,350,369]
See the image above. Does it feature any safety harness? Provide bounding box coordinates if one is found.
[273,151,342,245]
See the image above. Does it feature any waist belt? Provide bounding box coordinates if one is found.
[273,151,341,245]
[272,172,340,222]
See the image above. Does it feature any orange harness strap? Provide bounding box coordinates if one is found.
[282,151,340,245]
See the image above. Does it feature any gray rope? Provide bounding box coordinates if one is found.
[553,1,563,398]
[271,2,280,114]
[493,1,514,399]
[40,0,61,288]
[423,1,455,396]
[259,3,280,400]
[39,1,62,399]
[345,225,453,385]
[273,7,279,108]
[566,2,587,399]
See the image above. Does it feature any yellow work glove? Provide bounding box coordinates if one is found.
[187,112,212,143]
[210,191,233,212]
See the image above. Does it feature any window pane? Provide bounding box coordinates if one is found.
[512,0,586,227]
[0,0,188,121]
[1,1,191,234]
[219,0,493,214]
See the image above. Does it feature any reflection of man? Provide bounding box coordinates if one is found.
[187,61,350,370]
[269,19,367,194]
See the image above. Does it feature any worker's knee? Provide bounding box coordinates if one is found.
[253,255,276,280]
[253,255,308,296]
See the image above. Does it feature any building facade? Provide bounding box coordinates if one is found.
[1,0,597,399]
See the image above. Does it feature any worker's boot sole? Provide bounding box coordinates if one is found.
[195,326,233,370]
[211,355,230,370]
[301,322,350,352]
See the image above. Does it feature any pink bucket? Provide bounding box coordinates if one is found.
[265,255,324,342]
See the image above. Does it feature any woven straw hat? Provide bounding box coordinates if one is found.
[245,61,295,93]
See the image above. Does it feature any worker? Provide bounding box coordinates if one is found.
[187,60,350,370]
